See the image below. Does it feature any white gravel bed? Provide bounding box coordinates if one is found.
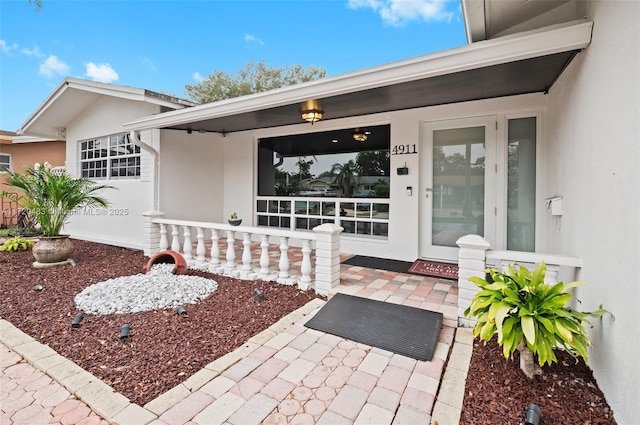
[74,263,218,315]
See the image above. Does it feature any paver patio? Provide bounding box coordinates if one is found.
[0,255,473,425]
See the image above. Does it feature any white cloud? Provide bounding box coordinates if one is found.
[39,55,70,78]
[85,62,119,83]
[21,46,44,57]
[192,72,204,82]
[141,58,157,72]
[244,33,264,46]
[347,0,454,26]
[0,40,18,55]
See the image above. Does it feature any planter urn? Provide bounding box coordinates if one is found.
[32,235,74,264]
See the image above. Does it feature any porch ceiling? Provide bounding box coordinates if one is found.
[166,51,575,135]
[124,20,593,136]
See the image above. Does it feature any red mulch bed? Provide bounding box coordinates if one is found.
[1,239,618,422]
[460,337,617,424]
[0,239,324,405]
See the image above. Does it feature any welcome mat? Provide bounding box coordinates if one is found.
[341,255,412,273]
[408,260,459,280]
[305,293,443,361]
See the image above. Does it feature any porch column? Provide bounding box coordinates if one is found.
[142,210,165,257]
[313,223,343,295]
[456,234,491,328]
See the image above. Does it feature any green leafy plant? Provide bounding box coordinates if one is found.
[229,212,238,220]
[0,236,35,252]
[464,262,611,378]
[0,162,113,237]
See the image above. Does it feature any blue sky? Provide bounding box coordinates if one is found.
[0,0,466,132]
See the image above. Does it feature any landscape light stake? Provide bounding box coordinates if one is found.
[71,313,84,328]
[120,324,131,340]
[176,306,188,317]
[254,288,265,302]
[525,404,542,425]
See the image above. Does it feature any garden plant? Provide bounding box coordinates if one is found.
[464,262,611,378]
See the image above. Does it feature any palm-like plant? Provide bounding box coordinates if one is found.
[1,163,113,236]
[331,160,357,197]
[464,263,611,379]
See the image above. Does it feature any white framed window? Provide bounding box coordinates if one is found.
[0,153,11,173]
[80,133,140,180]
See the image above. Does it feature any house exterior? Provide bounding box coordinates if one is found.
[16,1,638,422]
[0,131,66,227]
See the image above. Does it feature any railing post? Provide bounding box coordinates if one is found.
[142,211,164,256]
[182,226,193,261]
[209,229,220,268]
[159,224,168,251]
[313,223,343,295]
[241,232,252,275]
[225,230,236,272]
[278,236,290,282]
[259,235,270,277]
[456,234,491,327]
[196,227,206,263]
[298,239,312,290]
[170,225,180,252]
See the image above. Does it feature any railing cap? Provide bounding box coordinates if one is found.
[456,234,491,250]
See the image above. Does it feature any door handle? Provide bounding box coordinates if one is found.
[425,187,433,197]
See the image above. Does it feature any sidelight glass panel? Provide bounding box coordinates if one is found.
[507,118,536,252]
[432,126,485,247]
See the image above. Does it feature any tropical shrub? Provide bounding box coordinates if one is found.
[464,262,611,378]
[0,236,35,252]
[1,162,113,236]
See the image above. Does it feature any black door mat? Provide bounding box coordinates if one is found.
[305,293,443,361]
[342,255,413,273]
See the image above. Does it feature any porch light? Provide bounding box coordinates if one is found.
[352,128,370,142]
[301,100,323,124]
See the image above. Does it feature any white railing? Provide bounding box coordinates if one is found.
[142,213,342,295]
[456,234,582,327]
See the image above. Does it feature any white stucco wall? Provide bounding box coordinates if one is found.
[542,2,639,422]
[64,96,160,249]
[158,129,224,221]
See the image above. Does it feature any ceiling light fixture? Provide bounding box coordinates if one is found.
[352,128,370,142]
[301,99,324,124]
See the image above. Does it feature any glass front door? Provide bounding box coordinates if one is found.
[420,116,497,261]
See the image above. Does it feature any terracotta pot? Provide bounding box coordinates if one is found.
[32,235,74,263]
[143,250,188,275]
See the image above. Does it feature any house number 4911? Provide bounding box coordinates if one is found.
[392,144,417,155]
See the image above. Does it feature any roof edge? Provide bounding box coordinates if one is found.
[18,78,194,136]
[123,19,593,133]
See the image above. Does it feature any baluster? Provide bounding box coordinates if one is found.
[182,226,193,260]
[170,225,180,252]
[159,224,168,251]
[226,230,236,269]
[299,239,312,289]
[278,236,290,279]
[259,235,270,276]
[209,229,220,266]
[196,227,206,262]
[242,233,252,271]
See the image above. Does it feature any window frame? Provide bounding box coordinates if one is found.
[0,153,12,173]
[79,133,141,180]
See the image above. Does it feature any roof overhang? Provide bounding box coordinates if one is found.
[124,19,592,135]
[18,78,194,139]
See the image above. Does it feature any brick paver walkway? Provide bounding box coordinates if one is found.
[1,256,472,425]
